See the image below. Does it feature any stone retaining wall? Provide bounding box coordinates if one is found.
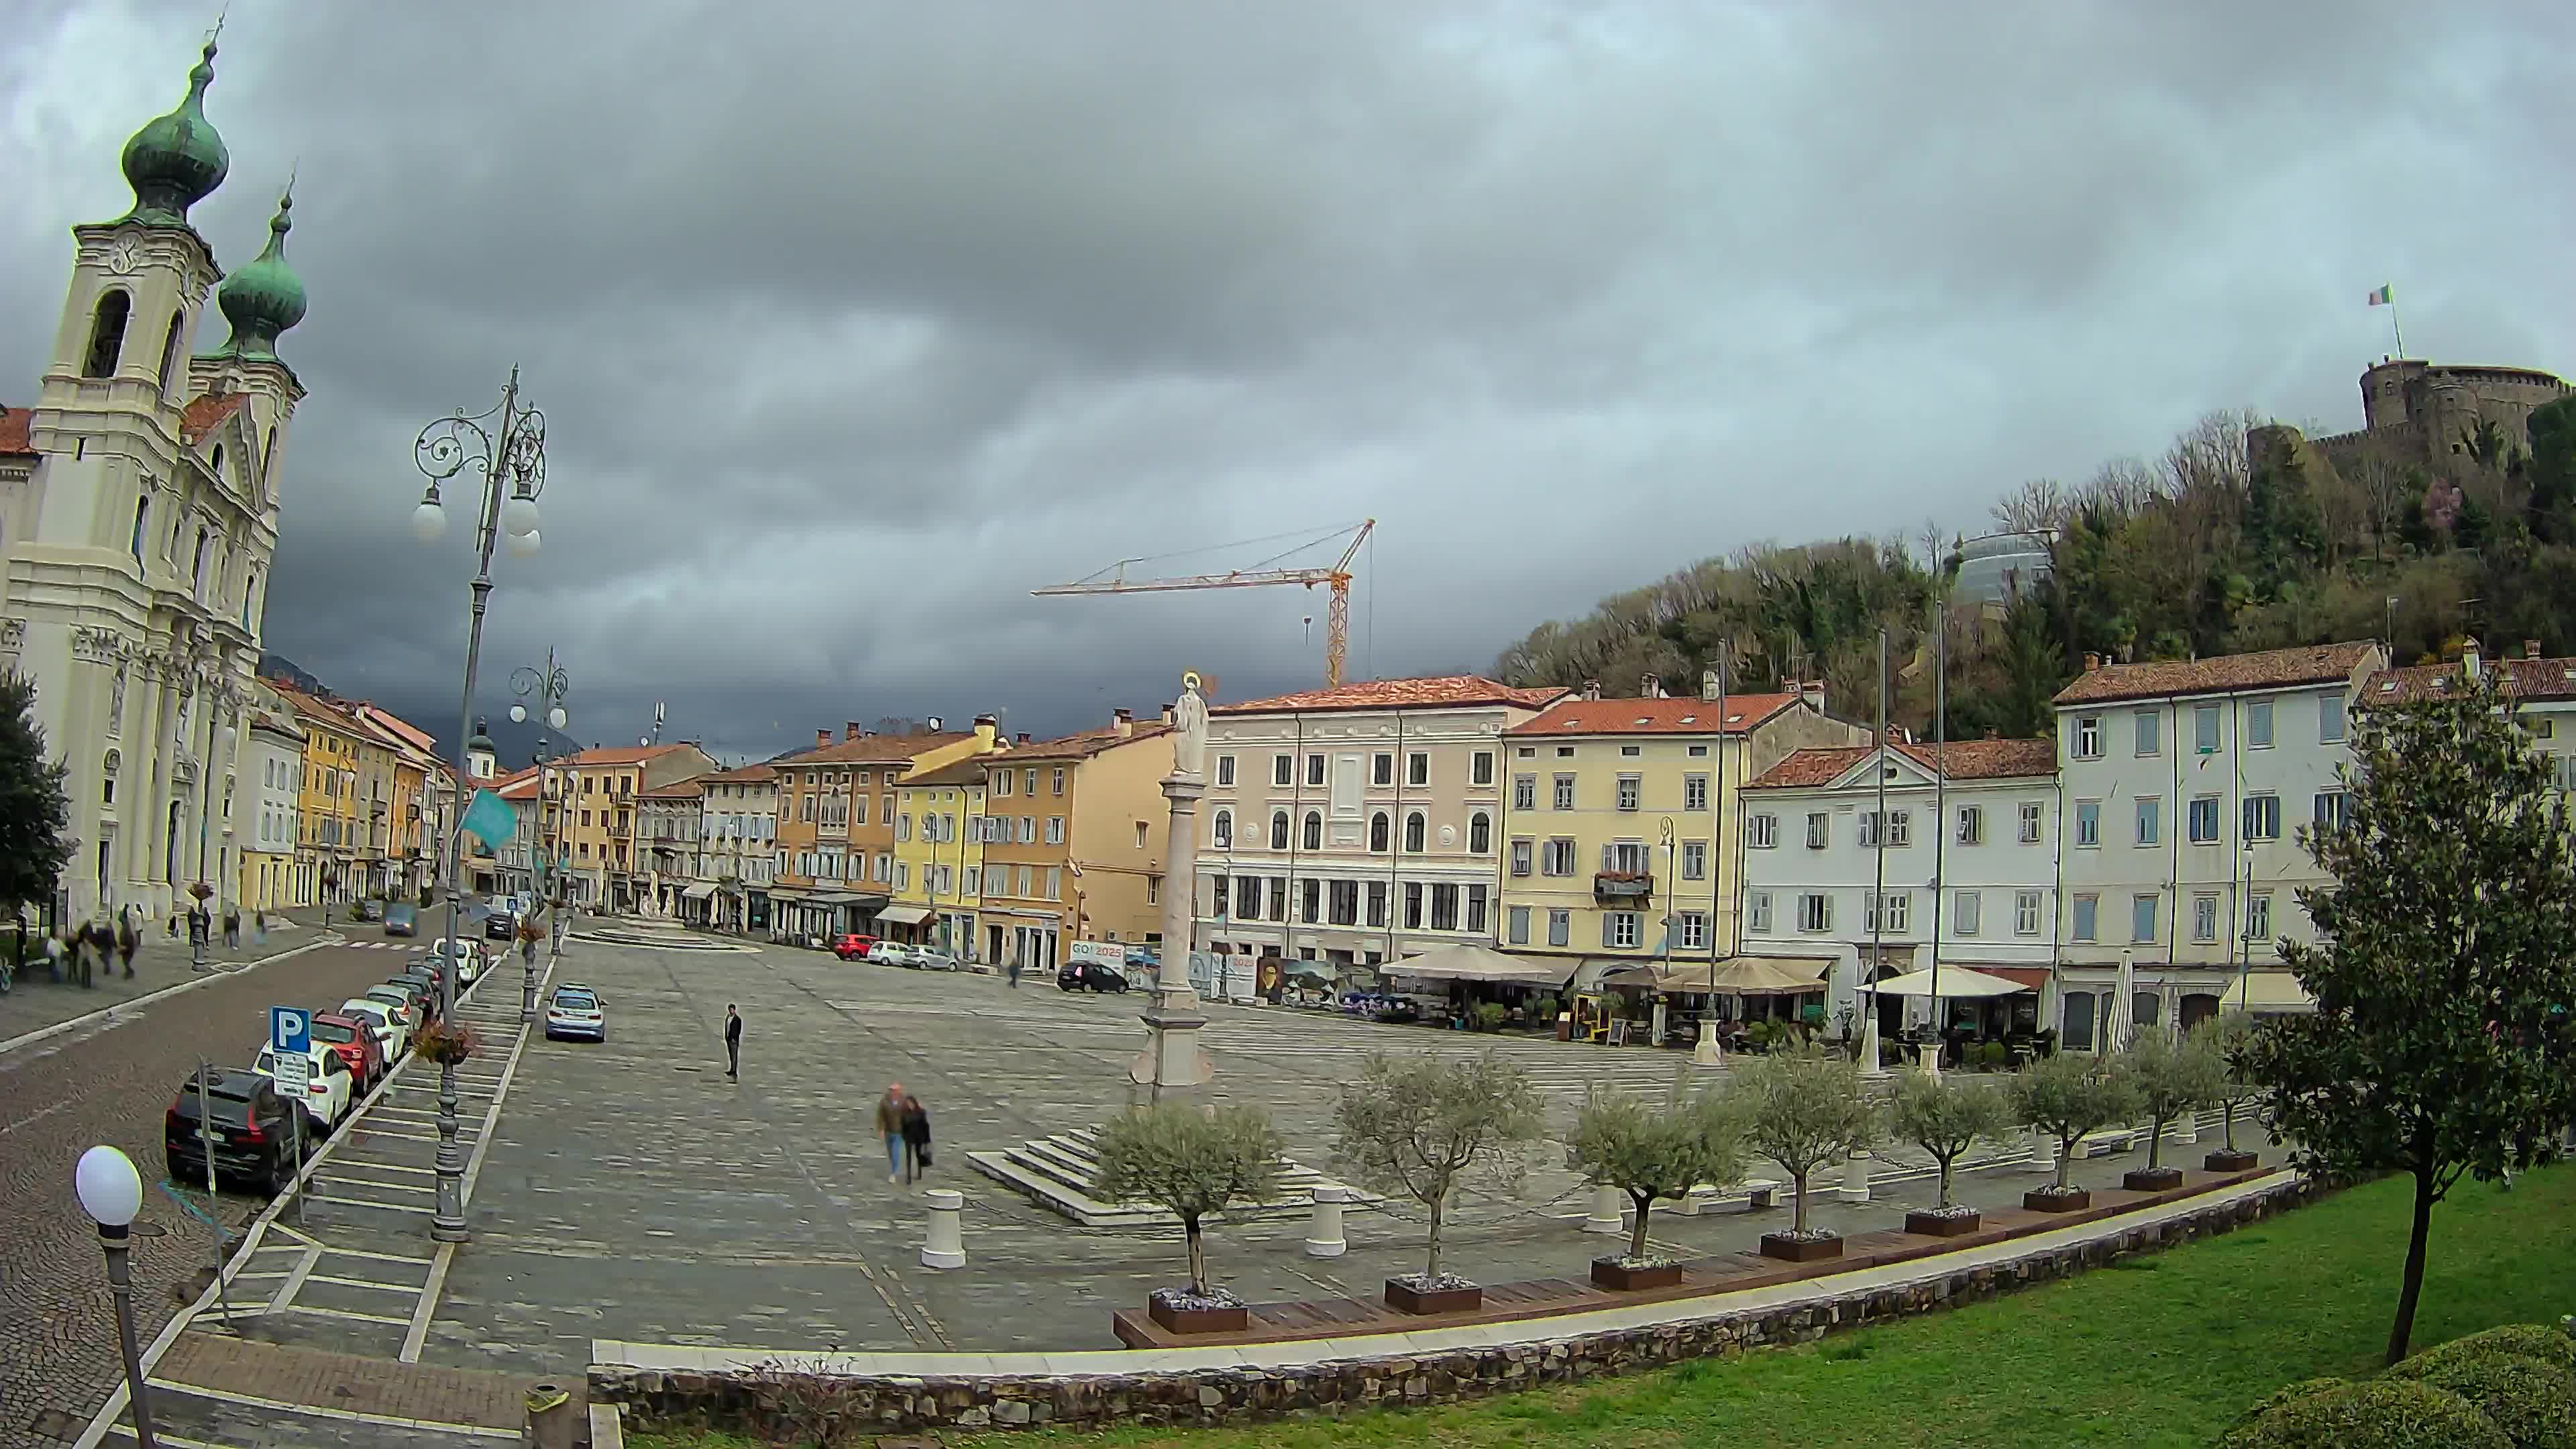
[594,1177,2316,1436]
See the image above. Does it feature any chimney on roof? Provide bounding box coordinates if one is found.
[2083,651,2101,672]
[927,715,944,733]
[973,713,999,751]
[1641,673,1664,698]
[1699,669,1721,702]
[1113,707,1134,737]
[816,728,831,749]
[1582,678,1601,702]
[2463,637,2482,682]
[2527,639,2544,661]
[845,721,864,741]
[1016,731,1032,745]
[1161,704,1176,726]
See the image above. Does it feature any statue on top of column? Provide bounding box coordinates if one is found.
[1172,672,1209,779]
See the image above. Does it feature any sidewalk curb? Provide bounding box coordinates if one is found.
[0,930,345,1059]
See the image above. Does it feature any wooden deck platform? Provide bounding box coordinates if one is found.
[1112,1164,2275,1349]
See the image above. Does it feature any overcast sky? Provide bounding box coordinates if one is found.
[6,1,2571,764]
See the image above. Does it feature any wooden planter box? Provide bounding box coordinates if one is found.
[1146,1296,1248,1334]
[2204,1149,2260,1173]
[1590,1257,1684,1291]
[2123,1167,2186,1193]
[1384,1279,1483,1316]
[1904,1209,1983,1238]
[2024,1185,2092,1213]
[1759,1232,1843,1263]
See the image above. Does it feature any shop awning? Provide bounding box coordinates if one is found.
[1960,965,2052,992]
[2220,970,2316,1014]
[1598,956,1830,996]
[680,883,718,901]
[1384,944,1574,987]
[1862,966,2027,998]
[875,904,935,926]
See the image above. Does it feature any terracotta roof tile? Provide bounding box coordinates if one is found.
[0,405,33,458]
[178,392,248,445]
[773,732,971,767]
[564,744,688,767]
[901,757,995,788]
[700,763,778,784]
[1000,722,1174,762]
[639,780,706,800]
[1505,693,1801,737]
[2053,642,2380,706]
[2365,654,2576,705]
[1213,676,1566,716]
[1748,738,2057,790]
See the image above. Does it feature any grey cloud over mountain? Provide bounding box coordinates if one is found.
[5,0,2571,763]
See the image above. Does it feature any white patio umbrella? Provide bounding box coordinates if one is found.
[2108,950,2136,1053]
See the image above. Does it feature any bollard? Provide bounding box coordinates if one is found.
[1838,1150,1872,1203]
[1303,1184,1350,1258]
[921,1188,966,1270]
[2176,1108,2199,1145]
[1582,1183,1625,1236]
[2028,1124,2057,1177]
[525,1381,576,1449]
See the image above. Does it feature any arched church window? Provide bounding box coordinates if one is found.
[84,290,131,378]
[192,527,211,602]
[211,445,225,483]
[103,749,119,806]
[130,497,149,565]
[156,310,184,394]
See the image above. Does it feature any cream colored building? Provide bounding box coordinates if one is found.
[693,763,778,932]
[1195,676,1565,968]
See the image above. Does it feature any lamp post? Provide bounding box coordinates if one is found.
[74,1145,157,1449]
[513,654,571,1023]
[410,368,547,1244]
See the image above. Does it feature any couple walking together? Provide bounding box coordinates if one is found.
[876,1084,934,1184]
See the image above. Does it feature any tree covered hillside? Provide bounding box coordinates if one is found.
[1493,395,2576,740]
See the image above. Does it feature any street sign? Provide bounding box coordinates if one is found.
[272,1048,310,1097]
[270,1006,310,1055]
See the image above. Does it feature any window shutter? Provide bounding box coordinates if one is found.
[1600,913,1615,947]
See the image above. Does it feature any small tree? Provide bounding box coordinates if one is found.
[2123,1028,2226,1172]
[1728,1045,1880,1235]
[1093,1103,1283,1298]
[2197,1014,2263,1155]
[1568,1089,1743,1263]
[1890,1067,2013,1210]
[2010,1051,2141,1191]
[2241,671,2576,1364]
[1334,1052,1545,1283]
[0,672,73,923]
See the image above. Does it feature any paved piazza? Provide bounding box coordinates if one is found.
[413,934,2258,1383]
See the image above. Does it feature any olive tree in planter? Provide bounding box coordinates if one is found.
[1093,1102,1284,1334]
[2198,1014,2264,1171]
[1890,1066,2013,1237]
[1334,1051,1546,1314]
[2009,1051,2140,1212]
[2119,1028,2226,1191]
[1567,1088,1743,1289]
[1729,1045,1881,1262]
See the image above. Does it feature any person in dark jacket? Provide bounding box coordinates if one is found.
[115,912,139,978]
[900,1094,933,1184]
[724,1004,743,1079]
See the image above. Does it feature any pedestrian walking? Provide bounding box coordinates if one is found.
[875,1083,908,1184]
[115,912,138,978]
[222,906,241,951]
[724,1004,743,1079]
[1007,953,1022,989]
[900,1093,934,1184]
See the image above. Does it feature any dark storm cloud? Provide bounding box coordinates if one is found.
[5,0,2572,763]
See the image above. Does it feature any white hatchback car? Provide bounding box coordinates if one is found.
[253,1043,356,1132]
[426,938,484,985]
[339,997,412,1060]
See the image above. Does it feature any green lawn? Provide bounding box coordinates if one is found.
[631,1163,2574,1449]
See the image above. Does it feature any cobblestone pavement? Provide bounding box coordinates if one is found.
[0,912,335,1048]
[421,936,2279,1385]
[0,932,476,1449]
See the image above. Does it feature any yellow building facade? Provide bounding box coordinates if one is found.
[276,686,366,908]
[888,756,989,953]
[1497,684,1864,981]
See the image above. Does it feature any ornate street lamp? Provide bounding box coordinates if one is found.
[409,368,546,1245]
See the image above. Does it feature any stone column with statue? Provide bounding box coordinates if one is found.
[1128,672,1216,1100]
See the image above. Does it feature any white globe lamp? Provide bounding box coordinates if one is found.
[74,1144,143,1228]
[500,495,541,538]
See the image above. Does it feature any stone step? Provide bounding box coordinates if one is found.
[967,1137,1377,1228]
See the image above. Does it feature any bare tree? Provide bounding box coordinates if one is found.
[1991,477,2069,537]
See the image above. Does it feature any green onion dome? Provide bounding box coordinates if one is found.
[213,189,307,361]
[119,40,229,226]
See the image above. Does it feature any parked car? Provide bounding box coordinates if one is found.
[253,1043,356,1132]
[392,972,445,1015]
[1058,960,1130,993]
[913,949,961,972]
[310,1011,388,1093]
[383,903,417,937]
[165,1066,309,1195]
[832,933,877,961]
[363,984,426,1034]
[338,998,411,1060]
[352,900,384,923]
[484,910,519,942]
[873,943,924,968]
[543,983,606,1042]
[426,938,484,985]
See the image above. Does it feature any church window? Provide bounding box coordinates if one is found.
[130,498,148,565]
[156,310,184,394]
[211,445,225,483]
[84,290,131,378]
[192,528,211,602]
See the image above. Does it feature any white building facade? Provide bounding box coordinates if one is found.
[1195,676,1564,968]
[1741,739,2063,1036]
[0,39,309,922]
[2051,641,2385,1048]
[239,693,303,911]
[696,763,778,933]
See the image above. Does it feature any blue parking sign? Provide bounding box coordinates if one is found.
[270,1006,310,1055]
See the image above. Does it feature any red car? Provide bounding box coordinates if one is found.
[832,933,877,961]
[309,1012,388,1093]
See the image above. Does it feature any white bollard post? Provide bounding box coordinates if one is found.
[1838,1150,1872,1203]
[921,1188,966,1270]
[2176,1108,2199,1145]
[1582,1183,1626,1236]
[1303,1185,1350,1258]
[2028,1124,2057,1177]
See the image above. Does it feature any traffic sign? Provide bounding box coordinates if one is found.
[270,1006,310,1055]
[272,1048,311,1097]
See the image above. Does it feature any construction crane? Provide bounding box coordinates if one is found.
[1033,519,1376,688]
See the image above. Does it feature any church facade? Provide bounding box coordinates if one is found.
[0,36,311,922]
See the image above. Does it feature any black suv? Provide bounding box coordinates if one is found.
[165,1066,309,1195]
[1057,960,1130,993]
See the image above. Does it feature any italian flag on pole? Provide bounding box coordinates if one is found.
[2367,284,2394,306]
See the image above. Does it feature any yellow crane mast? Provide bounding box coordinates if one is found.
[1032,520,1376,688]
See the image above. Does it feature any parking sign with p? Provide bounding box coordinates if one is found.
[270,1006,309,1056]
